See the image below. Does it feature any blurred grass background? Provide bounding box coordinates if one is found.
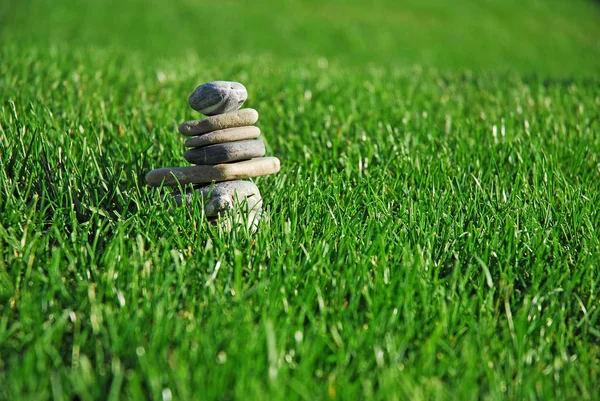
[1,0,600,75]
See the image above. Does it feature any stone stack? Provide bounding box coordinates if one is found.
[145,81,280,230]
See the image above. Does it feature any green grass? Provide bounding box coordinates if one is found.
[2,0,600,75]
[1,0,600,400]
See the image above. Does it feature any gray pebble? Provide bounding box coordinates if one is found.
[173,180,262,217]
[184,140,265,165]
[145,157,281,187]
[208,208,267,233]
[179,109,259,136]
[188,81,248,116]
[184,126,261,148]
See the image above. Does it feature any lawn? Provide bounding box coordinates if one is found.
[1,0,600,400]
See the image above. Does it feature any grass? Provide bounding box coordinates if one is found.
[1,0,600,400]
[2,0,600,75]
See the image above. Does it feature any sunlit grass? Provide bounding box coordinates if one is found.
[1,45,599,400]
[1,0,600,398]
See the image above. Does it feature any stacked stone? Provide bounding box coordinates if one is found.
[145,81,280,230]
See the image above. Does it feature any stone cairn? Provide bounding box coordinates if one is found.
[145,81,280,230]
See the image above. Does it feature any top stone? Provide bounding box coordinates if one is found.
[188,81,248,116]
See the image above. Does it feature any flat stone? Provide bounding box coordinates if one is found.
[172,180,262,217]
[179,109,258,137]
[145,157,280,187]
[184,140,265,165]
[184,126,261,148]
[188,81,248,116]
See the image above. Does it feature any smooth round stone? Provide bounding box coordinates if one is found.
[179,109,258,137]
[173,180,262,217]
[184,126,261,148]
[188,81,248,116]
[208,208,267,233]
[184,140,265,165]
[145,157,281,187]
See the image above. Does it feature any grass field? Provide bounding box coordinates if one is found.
[1,0,600,400]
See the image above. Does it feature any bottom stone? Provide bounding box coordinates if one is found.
[170,180,266,233]
[172,180,262,217]
[208,208,267,233]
